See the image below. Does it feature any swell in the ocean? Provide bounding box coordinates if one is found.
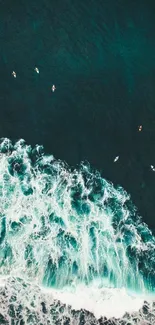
[0,138,155,324]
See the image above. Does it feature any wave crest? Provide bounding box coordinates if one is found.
[0,138,155,323]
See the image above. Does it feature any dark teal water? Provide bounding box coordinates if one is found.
[1,0,155,231]
[0,1,155,323]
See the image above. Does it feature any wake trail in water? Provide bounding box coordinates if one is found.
[0,138,154,324]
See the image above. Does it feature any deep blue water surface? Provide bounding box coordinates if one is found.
[0,1,155,228]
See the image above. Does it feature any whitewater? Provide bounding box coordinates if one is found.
[0,138,154,324]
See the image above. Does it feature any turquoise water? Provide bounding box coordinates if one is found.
[1,0,155,323]
[1,0,155,234]
[0,138,155,324]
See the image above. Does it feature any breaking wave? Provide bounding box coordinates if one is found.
[0,138,155,324]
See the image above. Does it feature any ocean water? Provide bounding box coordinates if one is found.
[0,138,155,324]
[1,0,155,232]
[1,0,155,324]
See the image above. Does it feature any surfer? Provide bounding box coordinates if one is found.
[12,71,16,78]
[34,67,39,74]
[114,156,119,162]
[52,85,56,92]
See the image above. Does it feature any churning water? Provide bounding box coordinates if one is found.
[0,138,155,324]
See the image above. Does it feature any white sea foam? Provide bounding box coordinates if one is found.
[0,138,154,324]
[43,283,150,319]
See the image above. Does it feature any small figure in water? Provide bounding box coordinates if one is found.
[52,84,56,92]
[12,71,16,78]
[34,67,39,74]
[114,156,119,162]
[138,125,142,131]
[151,165,155,171]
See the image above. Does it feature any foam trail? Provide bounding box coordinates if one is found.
[0,138,154,324]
